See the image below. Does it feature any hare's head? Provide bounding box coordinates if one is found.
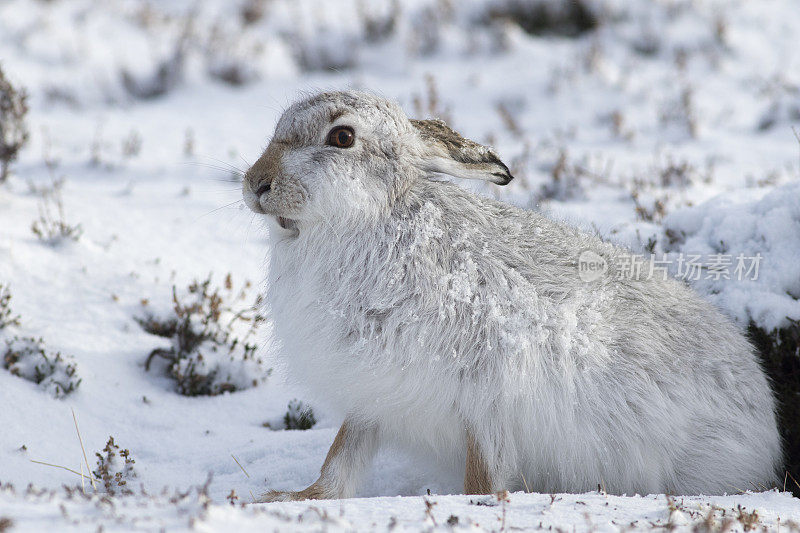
[243,91,512,235]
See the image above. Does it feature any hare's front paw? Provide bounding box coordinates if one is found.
[255,489,304,503]
[255,482,335,503]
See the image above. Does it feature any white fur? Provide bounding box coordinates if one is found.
[246,91,781,497]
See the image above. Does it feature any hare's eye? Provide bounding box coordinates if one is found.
[326,126,355,148]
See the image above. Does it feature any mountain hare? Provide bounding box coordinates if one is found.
[243,91,781,501]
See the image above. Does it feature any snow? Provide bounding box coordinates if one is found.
[2,486,799,532]
[1,0,799,529]
[659,181,800,331]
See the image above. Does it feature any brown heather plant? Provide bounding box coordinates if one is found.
[27,174,64,198]
[659,85,698,139]
[121,129,143,159]
[138,274,270,396]
[240,0,269,26]
[662,496,774,532]
[357,0,400,43]
[0,64,29,183]
[736,505,761,532]
[121,18,191,100]
[537,148,589,203]
[3,336,81,398]
[1,284,80,397]
[655,157,696,188]
[0,284,21,330]
[631,190,668,222]
[412,74,452,125]
[183,128,195,157]
[31,185,83,244]
[495,102,523,140]
[283,399,316,430]
[93,437,136,496]
[483,0,598,37]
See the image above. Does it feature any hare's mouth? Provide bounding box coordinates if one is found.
[276,216,298,231]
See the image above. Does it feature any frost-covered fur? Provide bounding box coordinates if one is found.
[243,91,781,498]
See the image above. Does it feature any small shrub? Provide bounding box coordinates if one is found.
[121,130,142,159]
[495,101,524,139]
[538,149,586,202]
[0,517,13,533]
[0,64,29,183]
[207,61,256,87]
[658,86,698,140]
[138,275,270,396]
[183,128,195,158]
[483,0,598,38]
[0,284,21,330]
[358,0,400,43]
[122,53,184,100]
[407,4,446,56]
[631,190,668,223]
[757,80,800,131]
[31,187,83,244]
[736,505,761,531]
[411,74,452,125]
[27,175,64,198]
[294,30,359,72]
[283,399,316,430]
[121,27,189,100]
[3,336,81,398]
[240,0,269,26]
[93,436,136,496]
[655,157,696,188]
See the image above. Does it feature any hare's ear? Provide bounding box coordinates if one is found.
[411,119,513,185]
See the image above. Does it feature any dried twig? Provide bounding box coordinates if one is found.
[231,454,256,503]
[29,459,96,482]
[71,408,97,491]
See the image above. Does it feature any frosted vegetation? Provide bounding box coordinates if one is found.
[0,0,798,530]
[1,283,81,398]
[137,276,271,396]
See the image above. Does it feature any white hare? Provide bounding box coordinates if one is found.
[242,91,781,501]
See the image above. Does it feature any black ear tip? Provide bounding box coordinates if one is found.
[492,172,514,185]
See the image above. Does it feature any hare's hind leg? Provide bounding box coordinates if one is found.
[257,417,379,502]
[465,430,492,494]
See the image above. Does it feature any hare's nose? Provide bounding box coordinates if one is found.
[255,181,271,197]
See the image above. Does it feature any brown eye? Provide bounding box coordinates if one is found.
[326,126,355,148]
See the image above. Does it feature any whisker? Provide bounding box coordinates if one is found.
[200,155,248,175]
[244,212,258,245]
[200,183,242,188]
[183,161,244,179]
[184,162,241,173]
[197,200,244,219]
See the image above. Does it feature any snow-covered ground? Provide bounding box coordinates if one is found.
[2,487,799,532]
[1,0,799,530]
